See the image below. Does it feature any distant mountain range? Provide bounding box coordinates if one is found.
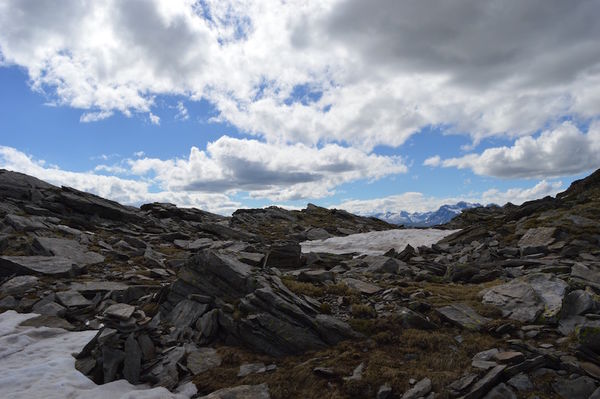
[372,201,483,227]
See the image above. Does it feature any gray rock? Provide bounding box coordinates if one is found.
[137,333,155,360]
[436,303,491,331]
[169,299,208,329]
[264,241,301,269]
[33,237,105,265]
[552,376,598,399]
[562,289,597,317]
[518,227,556,254]
[198,383,270,399]
[0,256,83,277]
[102,346,125,383]
[481,273,567,323]
[507,373,533,392]
[68,281,130,294]
[33,301,66,317]
[401,377,431,399]
[56,290,92,308]
[571,263,600,289]
[0,295,18,308]
[104,303,136,320]
[187,347,222,375]
[341,277,382,294]
[447,373,477,394]
[238,362,266,377]
[397,307,438,330]
[123,334,142,384]
[462,365,506,399]
[298,269,334,283]
[483,383,516,399]
[4,214,47,231]
[19,314,75,330]
[0,275,39,296]
[145,346,186,389]
[344,362,364,382]
[196,309,220,341]
[306,227,332,240]
[377,384,392,399]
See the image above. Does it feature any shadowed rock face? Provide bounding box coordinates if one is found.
[164,249,358,357]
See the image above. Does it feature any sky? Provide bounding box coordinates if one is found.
[0,0,599,215]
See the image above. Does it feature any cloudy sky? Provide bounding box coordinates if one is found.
[1,0,599,215]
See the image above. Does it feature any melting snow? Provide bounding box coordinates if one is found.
[0,310,196,399]
[301,228,459,255]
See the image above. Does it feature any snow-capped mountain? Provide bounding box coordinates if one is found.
[372,201,482,227]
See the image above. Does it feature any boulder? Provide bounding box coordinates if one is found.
[263,241,302,269]
[33,237,105,265]
[481,273,567,323]
[552,376,598,399]
[165,249,357,356]
[518,227,556,254]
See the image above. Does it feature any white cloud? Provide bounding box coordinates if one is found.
[80,111,113,123]
[433,121,600,178]
[148,112,160,125]
[335,180,563,215]
[175,101,189,120]
[0,145,240,214]
[127,136,407,201]
[0,0,599,152]
[423,155,441,167]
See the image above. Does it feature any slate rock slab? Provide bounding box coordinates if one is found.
[0,256,82,277]
[481,273,567,323]
[436,303,491,331]
[198,383,270,399]
[187,347,222,375]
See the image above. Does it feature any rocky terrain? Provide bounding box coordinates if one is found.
[1,167,600,398]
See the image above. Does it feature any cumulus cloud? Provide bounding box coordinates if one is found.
[1,0,599,150]
[432,121,600,178]
[423,155,441,167]
[127,136,407,201]
[336,180,563,215]
[0,146,240,214]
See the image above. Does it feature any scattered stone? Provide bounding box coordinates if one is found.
[552,376,598,399]
[341,277,382,294]
[56,290,92,308]
[401,377,431,399]
[506,373,533,392]
[238,362,266,377]
[0,256,83,277]
[493,351,525,364]
[436,303,491,331]
[198,383,270,399]
[377,383,392,399]
[187,347,222,375]
[0,275,39,296]
[103,303,136,320]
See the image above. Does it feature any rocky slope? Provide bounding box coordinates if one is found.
[1,167,600,398]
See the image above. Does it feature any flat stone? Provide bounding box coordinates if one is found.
[518,227,556,249]
[238,362,266,377]
[436,303,491,331]
[506,373,533,392]
[493,351,525,364]
[481,273,567,323]
[298,269,335,283]
[342,277,382,294]
[0,256,82,277]
[104,303,136,320]
[0,275,39,296]
[19,315,75,330]
[474,349,499,361]
[472,360,499,370]
[169,299,208,329]
[562,290,597,317]
[463,365,506,399]
[482,383,516,399]
[33,237,105,265]
[69,281,130,293]
[187,347,222,375]
[401,377,431,399]
[56,290,92,308]
[552,376,598,399]
[447,373,477,393]
[33,301,66,317]
[198,383,270,399]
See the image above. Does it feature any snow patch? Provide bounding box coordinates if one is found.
[301,228,459,255]
[0,310,196,399]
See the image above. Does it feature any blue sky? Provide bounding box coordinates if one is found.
[0,1,598,215]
